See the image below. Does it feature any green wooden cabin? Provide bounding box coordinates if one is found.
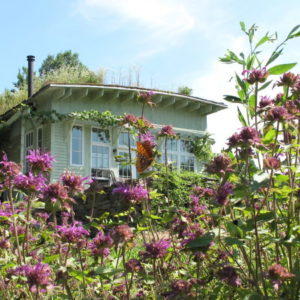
[0,83,227,183]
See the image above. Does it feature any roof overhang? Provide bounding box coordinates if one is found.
[1,83,228,124]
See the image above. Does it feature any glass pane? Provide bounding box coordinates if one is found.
[92,145,109,168]
[119,132,135,147]
[180,140,193,153]
[72,127,82,164]
[92,128,110,143]
[167,139,177,152]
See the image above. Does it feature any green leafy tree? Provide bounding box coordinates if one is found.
[39,50,87,76]
[178,85,193,96]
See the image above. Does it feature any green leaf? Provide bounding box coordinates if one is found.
[237,106,247,126]
[268,63,297,75]
[263,127,276,143]
[266,49,283,66]
[43,254,60,263]
[256,211,274,222]
[186,232,214,249]
[224,237,244,246]
[255,35,270,49]
[236,73,247,93]
[223,95,242,103]
[287,25,300,39]
[240,21,246,32]
[258,80,272,91]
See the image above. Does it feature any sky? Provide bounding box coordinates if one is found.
[1,0,300,151]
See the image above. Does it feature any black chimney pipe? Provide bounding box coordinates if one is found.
[27,55,35,98]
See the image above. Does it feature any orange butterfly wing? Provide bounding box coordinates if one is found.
[136,141,154,173]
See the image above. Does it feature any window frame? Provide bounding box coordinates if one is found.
[90,127,111,171]
[25,130,34,172]
[117,132,137,179]
[70,125,84,166]
[163,138,195,172]
[37,127,43,150]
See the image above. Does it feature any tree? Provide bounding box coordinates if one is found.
[177,86,193,96]
[39,50,87,76]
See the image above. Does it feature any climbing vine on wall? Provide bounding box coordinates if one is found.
[28,109,122,128]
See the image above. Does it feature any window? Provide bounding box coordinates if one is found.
[91,128,110,169]
[25,131,34,172]
[37,127,43,149]
[71,126,83,165]
[118,132,136,179]
[163,139,195,172]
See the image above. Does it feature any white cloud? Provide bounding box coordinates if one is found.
[75,0,195,42]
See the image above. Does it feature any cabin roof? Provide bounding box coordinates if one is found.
[0,83,227,121]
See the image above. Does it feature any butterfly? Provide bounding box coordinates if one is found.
[136,141,155,173]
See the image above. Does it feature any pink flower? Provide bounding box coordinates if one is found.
[227,127,261,148]
[264,156,281,170]
[215,182,234,206]
[60,171,91,194]
[140,239,170,259]
[26,150,55,173]
[206,155,233,176]
[242,67,269,84]
[89,231,113,258]
[12,263,52,293]
[138,132,157,147]
[259,96,274,108]
[125,259,143,273]
[276,72,299,87]
[112,184,148,204]
[56,222,89,244]
[265,106,292,121]
[14,172,46,193]
[159,125,176,137]
[217,265,241,287]
[110,225,134,245]
[0,154,21,189]
[42,182,72,205]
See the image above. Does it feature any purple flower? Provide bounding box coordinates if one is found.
[171,279,192,293]
[268,264,294,291]
[56,222,89,244]
[138,132,157,147]
[265,106,292,122]
[192,186,214,198]
[12,263,52,293]
[242,67,269,84]
[110,225,134,245]
[215,182,234,206]
[26,150,55,173]
[264,156,281,170]
[0,239,10,249]
[292,80,300,96]
[206,155,233,176]
[112,184,148,204]
[276,72,299,87]
[228,127,261,148]
[0,154,21,189]
[217,265,241,287]
[14,172,46,193]
[259,96,273,108]
[122,114,138,125]
[140,239,170,259]
[89,231,113,258]
[42,182,73,208]
[159,125,176,137]
[60,171,91,194]
[138,91,156,106]
[125,259,143,273]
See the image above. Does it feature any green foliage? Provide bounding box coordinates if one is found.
[151,170,206,207]
[177,85,193,96]
[191,133,214,161]
[39,50,87,76]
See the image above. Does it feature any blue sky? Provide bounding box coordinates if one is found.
[1,0,300,150]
